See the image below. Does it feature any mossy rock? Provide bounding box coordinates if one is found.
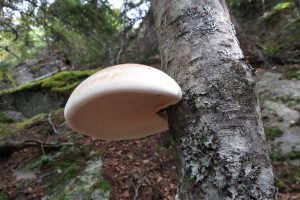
[0,69,98,118]
[0,110,59,140]
[0,68,98,96]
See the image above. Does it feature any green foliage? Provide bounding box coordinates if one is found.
[263,42,283,55]
[276,180,287,191]
[264,126,283,141]
[45,0,121,65]
[270,149,300,162]
[0,190,9,200]
[0,63,16,87]
[25,155,55,170]
[0,0,123,70]
[226,0,242,8]
[275,166,300,192]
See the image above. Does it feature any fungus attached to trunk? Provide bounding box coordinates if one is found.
[64,64,182,140]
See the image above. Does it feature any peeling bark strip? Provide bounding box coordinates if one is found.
[152,0,277,199]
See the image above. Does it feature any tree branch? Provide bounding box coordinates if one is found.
[0,140,73,158]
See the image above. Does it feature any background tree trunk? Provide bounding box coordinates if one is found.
[295,0,300,14]
[152,0,277,199]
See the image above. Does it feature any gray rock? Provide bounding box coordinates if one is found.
[12,91,64,118]
[12,59,62,86]
[257,72,300,156]
[42,158,110,200]
[0,110,26,122]
[13,65,34,85]
[15,193,28,200]
[56,121,72,134]
[14,170,36,181]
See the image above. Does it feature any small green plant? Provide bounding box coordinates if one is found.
[96,179,111,192]
[94,150,103,158]
[264,126,283,141]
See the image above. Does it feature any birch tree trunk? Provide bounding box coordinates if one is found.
[152,0,277,199]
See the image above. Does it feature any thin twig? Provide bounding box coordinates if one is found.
[133,175,146,200]
[133,160,150,200]
[40,142,45,155]
[48,113,58,134]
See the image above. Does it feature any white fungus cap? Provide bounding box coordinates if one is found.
[64,64,182,140]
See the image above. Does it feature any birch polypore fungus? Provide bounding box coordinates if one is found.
[64,64,182,140]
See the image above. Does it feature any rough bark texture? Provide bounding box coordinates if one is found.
[152,0,277,199]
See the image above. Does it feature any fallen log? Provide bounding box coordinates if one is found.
[0,140,73,158]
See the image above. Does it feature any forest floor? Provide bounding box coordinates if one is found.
[0,112,177,200]
[0,106,299,200]
[0,68,300,200]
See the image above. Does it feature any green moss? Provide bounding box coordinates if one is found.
[0,68,98,96]
[274,2,293,11]
[95,180,111,192]
[15,113,47,129]
[0,112,48,140]
[263,40,283,55]
[40,70,96,93]
[264,126,283,141]
[283,66,300,80]
[0,122,16,139]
